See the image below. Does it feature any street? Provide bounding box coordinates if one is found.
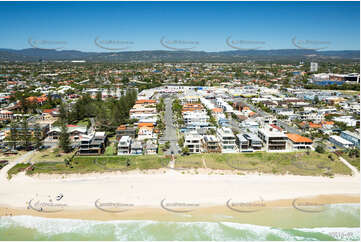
[159,98,179,155]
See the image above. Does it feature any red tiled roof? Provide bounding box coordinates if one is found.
[287,134,313,143]
[270,124,283,131]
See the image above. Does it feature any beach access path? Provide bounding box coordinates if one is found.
[0,150,34,182]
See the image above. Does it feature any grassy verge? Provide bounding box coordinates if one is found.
[0,161,9,170]
[0,151,27,162]
[175,151,351,176]
[7,151,352,177]
[75,118,90,127]
[104,143,116,155]
[158,144,165,155]
[31,148,76,162]
[24,155,169,175]
[341,155,360,170]
[7,163,31,179]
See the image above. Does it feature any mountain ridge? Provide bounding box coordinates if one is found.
[0,48,359,62]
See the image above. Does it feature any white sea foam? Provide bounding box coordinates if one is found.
[0,214,360,241]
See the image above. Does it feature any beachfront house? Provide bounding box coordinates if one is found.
[78,132,107,155]
[184,132,203,154]
[117,136,132,155]
[287,134,313,150]
[144,139,158,155]
[257,125,288,152]
[216,127,238,153]
[130,140,143,155]
[202,135,220,153]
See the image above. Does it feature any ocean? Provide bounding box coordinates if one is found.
[0,204,359,241]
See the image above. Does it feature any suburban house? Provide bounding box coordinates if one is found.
[0,110,14,120]
[47,125,87,143]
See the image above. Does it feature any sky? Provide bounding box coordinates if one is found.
[0,1,359,52]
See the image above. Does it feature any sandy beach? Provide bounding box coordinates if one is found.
[0,168,359,221]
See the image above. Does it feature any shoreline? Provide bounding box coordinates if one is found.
[1,195,359,222]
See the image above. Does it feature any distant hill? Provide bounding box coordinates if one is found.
[0,48,359,62]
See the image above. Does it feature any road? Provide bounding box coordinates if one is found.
[0,150,34,181]
[159,98,178,155]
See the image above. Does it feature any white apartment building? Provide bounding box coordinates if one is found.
[333,116,358,127]
[216,127,238,153]
[118,136,132,155]
[184,132,203,154]
[310,62,318,72]
[257,125,288,152]
[329,135,354,149]
[183,111,210,128]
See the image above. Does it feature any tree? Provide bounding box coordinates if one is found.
[313,95,319,104]
[33,124,42,150]
[178,137,185,147]
[315,144,325,154]
[21,118,31,150]
[182,146,189,154]
[8,122,18,150]
[59,121,71,153]
[59,101,68,123]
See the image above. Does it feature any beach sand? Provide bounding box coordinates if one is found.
[0,169,359,221]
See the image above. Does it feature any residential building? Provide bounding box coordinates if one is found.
[329,135,354,149]
[216,127,238,153]
[130,140,143,155]
[116,125,136,140]
[184,132,203,153]
[236,134,251,152]
[78,132,106,155]
[243,133,263,150]
[310,62,318,72]
[117,136,132,155]
[340,131,360,148]
[183,111,209,128]
[287,133,313,150]
[258,125,288,151]
[202,135,220,153]
[144,139,158,155]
